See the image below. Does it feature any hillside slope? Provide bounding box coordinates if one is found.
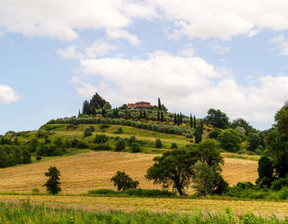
[0,151,258,194]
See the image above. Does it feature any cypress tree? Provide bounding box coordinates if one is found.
[116,108,119,118]
[128,111,131,118]
[161,111,164,122]
[190,114,193,128]
[180,112,183,125]
[91,105,96,116]
[193,116,196,128]
[82,100,91,115]
[158,98,161,110]
[143,110,146,119]
[174,113,177,125]
[78,109,81,117]
[194,126,202,143]
[157,111,160,121]
[177,114,180,126]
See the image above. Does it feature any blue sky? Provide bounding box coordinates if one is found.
[1,0,288,134]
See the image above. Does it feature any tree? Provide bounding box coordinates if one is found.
[257,156,274,188]
[190,114,193,128]
[155,138,162,148]
[111,171,139,191]
[265,102,288,179]
[158,98,161,110]
[22,149,31,164]
[217,129,242,152]
[103,102,112,110]
[194,126,202,143]
[90,92,107,109]
[208,128,222,139]
[83,127,92,137]
[115,138,126,151]
[204,109,229,129]
[231,118,256,136]
[82,100,91,115]
[43,166,61,195]
[146,148,196,195]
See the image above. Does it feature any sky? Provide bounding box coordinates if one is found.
[1,0,288,134]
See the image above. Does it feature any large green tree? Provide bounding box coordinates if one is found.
[146,139,225,196]
[217,128,242,152]
[204,109,229,129]
[266,102,288,178]
[146,148,196,195]
[90,92,107,109]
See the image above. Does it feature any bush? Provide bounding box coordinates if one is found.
[123,188,176,197]
[88,189,119,195]
[208,128,222,139]
[155,139,162,148]
[76,140,89,149]
[114,127,124,134]
[94,134,109,144]
[70,138,79,148]
[115,138,126,151]
[130,143,141,153]
[170,142,178,149]
[111,171,139,191]
[127,136,137,146]
[83,127,92,137]
[271,177,288,191]
[90,144,111,151]
[100,124,110,130]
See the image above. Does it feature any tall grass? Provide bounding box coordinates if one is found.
[0,200,287,224]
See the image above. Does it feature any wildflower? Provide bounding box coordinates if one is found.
[51,219,54,221]
[27,218,29,220]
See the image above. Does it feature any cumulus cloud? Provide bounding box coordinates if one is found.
[75,52,288,125]
[149,0,288,40]
[0,85,19,104]
[0,0,156,42]
[2,0,288,42]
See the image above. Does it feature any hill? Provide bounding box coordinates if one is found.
[0,151,258,194]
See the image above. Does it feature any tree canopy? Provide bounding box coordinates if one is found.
[204,109,229,129]
[146,139,225,195]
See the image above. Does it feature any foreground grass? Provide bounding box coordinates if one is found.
[0,200,287,224]
[1,194,288,218]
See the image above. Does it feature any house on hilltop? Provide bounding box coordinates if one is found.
[128,101,152,109]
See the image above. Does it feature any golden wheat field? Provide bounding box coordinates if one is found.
[0,151,258,194]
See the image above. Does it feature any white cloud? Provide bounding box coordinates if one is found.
[75,52,288,125]
[106,29,140,46]
[57,40,116,60]
[271,35,288,55]
[2,0,288,42]
[149,0,288,40]
[179,43,195,57]
[0,85,19,104]
[207,41,230,55]
[0,0,156,42]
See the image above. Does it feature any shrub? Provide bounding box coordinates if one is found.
[130,143,141,153]
[83,127,92,137]
[115,138,126,151]
[36,155,42,161]
[123,188,176,197]
[90,144,111,151]
[100,124,110,130]
[170,142,178,149]
[114,127,124,134]
[88,189,119,195]
[208,128,222,139]
[271,177,288,191]
[127,136,137,146]
[111,171,139,191]
[76,140,89,149]
[70,138,79,148]
[94,134,109,144]
[155,139,162,148]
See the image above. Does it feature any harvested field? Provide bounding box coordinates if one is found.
[0,151,258,194]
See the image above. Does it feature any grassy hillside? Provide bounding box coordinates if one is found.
[0,151,258,194]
